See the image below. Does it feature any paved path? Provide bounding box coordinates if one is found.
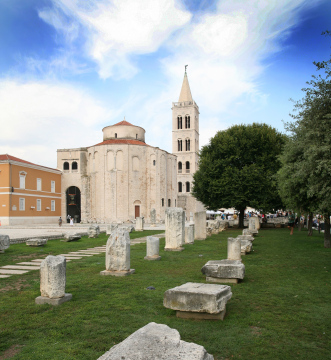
[0,232,165,280]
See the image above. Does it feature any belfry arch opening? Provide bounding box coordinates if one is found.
[66,186,81,223]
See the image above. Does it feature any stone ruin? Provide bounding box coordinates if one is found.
[150,208,156,226]
[135,217,144,231]
[63,233,81,242]
[144,236,161,261]
[194,211,207,240]
[35,255,72,305]
[0,235,10,253]
[185,224,194,244]
[26,238,47,247]
[88,225,100,238]
[100,228,135,276]
[236,234,254,255]
[97,322,214,360]
[164,282,232,321]
[164,208,185,251]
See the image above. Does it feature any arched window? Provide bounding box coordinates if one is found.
[168,199,171,207]
[178,140,182,151]
[185,139,190,151]
[63,162,69,170]
[161,198,164,207]
[153,160,156,166]
[186,161,190,173]
[115,133,117,138]
[136,134,138,139]
[178,162,182,173]
[186,182,190,192]
[177,116,182,129]
[185,115,190,128]
[178,182,182,192]
[72,161,78,170]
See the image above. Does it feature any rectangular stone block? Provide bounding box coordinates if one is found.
[164,282,232,314]
[185,224,194,244]
[40,255,66,299]
[35,293,72,305]
[105,228,131,272]
[165,208,185,251]
[201,260,245,280]
[194,211,207,240]
[145,236,161,260]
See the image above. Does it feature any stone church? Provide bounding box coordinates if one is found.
[57,71,203,223]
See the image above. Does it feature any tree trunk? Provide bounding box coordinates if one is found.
[238,206,246,228]
[297,208,302,231]
[324,213,331,248]
[307,211,313,236]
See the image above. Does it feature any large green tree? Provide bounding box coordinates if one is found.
[192,123,286,227]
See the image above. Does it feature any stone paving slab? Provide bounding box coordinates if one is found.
[31,259,45,262]
[0,269,29,275]
[59,256,82,260]
[17,262,42,266]
[78,250,102,254]
[2,265,41,270]
[0,275,12,278]
[68,252,93,256]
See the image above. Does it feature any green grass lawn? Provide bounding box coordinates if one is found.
[0,228,330,359]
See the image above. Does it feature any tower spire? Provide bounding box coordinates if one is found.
[178,66,193,102]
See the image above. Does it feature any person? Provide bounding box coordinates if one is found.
[58,217,62,227]
[288,211,295,235]
[70,216,74,226]
[67,214,71,223]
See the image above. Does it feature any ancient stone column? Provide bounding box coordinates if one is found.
[194,211,207,240]
[88,225,100,238]
[100,228,135,276]
[150,208,156,226]
[144,236,161,260]
[165,208,185,251]
[0,235,10,254]
[227,237,241,261]
[35,255,72,305]
[136,217,144,231]
[185,224,194,244]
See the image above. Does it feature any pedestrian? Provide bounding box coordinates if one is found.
[67,214,70,223]
[70,216,74,226]
[288,211,295,235]
[58,217,62,227]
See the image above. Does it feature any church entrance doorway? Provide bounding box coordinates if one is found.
[66,186,81,223]
[135,205,140,218]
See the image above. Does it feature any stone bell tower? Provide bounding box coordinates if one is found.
[172,68,204,219]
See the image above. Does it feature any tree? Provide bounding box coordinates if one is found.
[278,31,331,247]
[192,123,286,227]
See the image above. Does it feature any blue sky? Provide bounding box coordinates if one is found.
[0,0,330,168]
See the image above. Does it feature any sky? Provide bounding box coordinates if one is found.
[0,0,330,168]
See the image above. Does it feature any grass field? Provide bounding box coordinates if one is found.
[0,228,330,360]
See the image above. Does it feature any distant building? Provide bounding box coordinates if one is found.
[172,71,205,219]
[0,154,61,225]
[57,120,177,223]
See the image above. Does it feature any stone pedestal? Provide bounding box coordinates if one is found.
[26,238,47,247]
[0,235,10,254]
[106,223,118,235]
[201,260,245,283]
[227,237,241,261]
[150,208,156,227]
[97,322,214,360]
[185,224,194,244]
[88,225,100,238]
[194,211,207,240]
[136,217,144,231]
[164,282,232,320]
[240,239,253,255]
[164,208,185,251]
[144,236,161,261]
[35,255,71,305]
[63,233,81,242]
[237,234,254,242]
[249,217,260,230]
[100,228,134,276]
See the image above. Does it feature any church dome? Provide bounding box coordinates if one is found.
[102,119,145,142]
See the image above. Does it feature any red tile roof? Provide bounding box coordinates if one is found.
[113,120,134,126]
[93,139,148,147]
[0,154,59,171]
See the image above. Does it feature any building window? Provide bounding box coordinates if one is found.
[185,115,190,128]
[153,160,156,166]
[19,198,25,211]
[72,161,78,170]
[168,199,171,207]
[177,116,182,129]
[37,178,42,191]
[19,172,26,189]
[185,139,190,151]
[37,199,41,211]
[175,199,176,207]
[178,182,182,192]
[178,140,182,152]
[115,133,117,138]
[186,182,190,192]
[51,181,55,193]
[136,134,138,139]
[186,161,190,173]
[178,162,182,173]
[63,162,69,170]
[51,200,55,211]
[162,198,164,207]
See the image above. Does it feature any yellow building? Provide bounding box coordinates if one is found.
[0,154,62,225]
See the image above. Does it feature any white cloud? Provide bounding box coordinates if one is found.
[39,0,192,79]
[0,80,111,168]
